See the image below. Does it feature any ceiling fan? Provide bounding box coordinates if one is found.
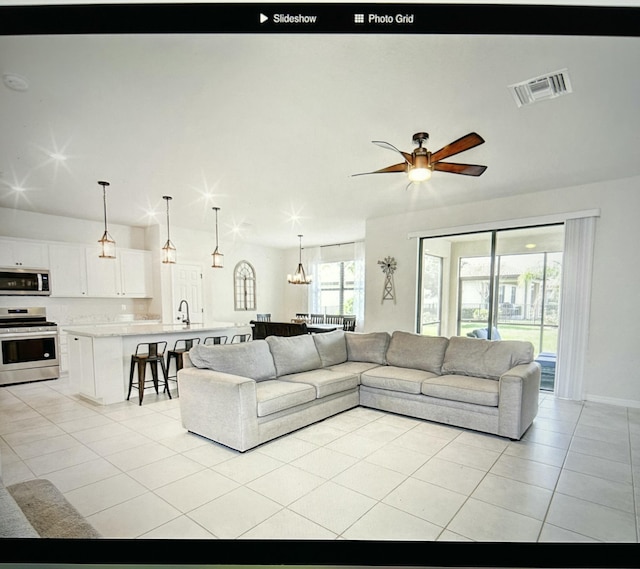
[353,131,487,183]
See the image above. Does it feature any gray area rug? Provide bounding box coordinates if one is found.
[7,478,101,538]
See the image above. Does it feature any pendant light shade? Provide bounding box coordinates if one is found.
[288,234,312,285]
[211,206,224,268]
[161,195,177,264]
[97,180,116,259]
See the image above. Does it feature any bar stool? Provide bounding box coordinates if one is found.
[231,333,252,343]
[203,335,228,345]
[165,338,200,394]
[127,342,170,406]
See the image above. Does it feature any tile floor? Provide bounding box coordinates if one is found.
[1,376,638,543]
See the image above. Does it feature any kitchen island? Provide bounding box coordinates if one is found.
[64,322,251,405]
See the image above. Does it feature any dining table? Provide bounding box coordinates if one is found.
[306,323,339,334]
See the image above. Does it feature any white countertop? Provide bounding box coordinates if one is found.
[63,321,248,338]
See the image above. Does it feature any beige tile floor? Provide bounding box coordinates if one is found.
[1,376,638,543]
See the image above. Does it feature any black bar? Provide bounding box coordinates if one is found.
[1,3,639,36]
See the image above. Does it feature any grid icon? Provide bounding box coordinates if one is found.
[354,14,364,23]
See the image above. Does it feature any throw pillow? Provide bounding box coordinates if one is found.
[441,336,534,380]
[385,331,449,374]
[188,340,277,382]
[266,334,323,377]
[312,329,348,367]
[345,331,390,364]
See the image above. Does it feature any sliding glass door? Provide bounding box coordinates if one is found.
[418,224,564,391]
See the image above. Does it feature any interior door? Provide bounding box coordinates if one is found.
[171,264,204,324]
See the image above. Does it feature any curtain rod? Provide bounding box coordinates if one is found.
[320,241,355,249]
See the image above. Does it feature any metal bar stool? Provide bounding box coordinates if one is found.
[231,333,252,343]
[127,341,170,406]
[203,335,228,345]
[165,338,200,394]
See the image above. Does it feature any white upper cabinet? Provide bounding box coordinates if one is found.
[0,238,49,268]
[85,247,152,298]
[119,249,152,297]
[49,243,89,297]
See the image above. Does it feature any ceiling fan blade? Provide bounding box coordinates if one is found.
[352,162,408,177]
[372,141,413,164]
[433,162,487,176]
[430,132,485,163]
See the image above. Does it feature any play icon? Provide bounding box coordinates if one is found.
[260,13,269,23]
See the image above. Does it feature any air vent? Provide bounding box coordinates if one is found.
[509,68,572,107]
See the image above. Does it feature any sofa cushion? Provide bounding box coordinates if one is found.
[280,368,360,399]
[385,331,449,374]
[266,334,322,377]
[345,331,390,364]
[188,340,276,382]
[255,380,316,417]
[422,374,499,407]
[312,329,348,367]
[328,361,381,375]
[441,336,534,380]
[361,365,436,395]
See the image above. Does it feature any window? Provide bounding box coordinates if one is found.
[418,254,443,335]
[418,224,564,391]
[318,261,355,315]
[234,261,256,311]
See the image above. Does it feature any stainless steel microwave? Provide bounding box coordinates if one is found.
[0,268,51,296]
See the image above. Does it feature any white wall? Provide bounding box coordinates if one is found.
[0,206,147,250]
[364,174,640,408]
[0,207,152,325]
[145,223,288,324]
[0,207,288,327]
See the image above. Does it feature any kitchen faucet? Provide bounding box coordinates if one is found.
[178,299,190,326]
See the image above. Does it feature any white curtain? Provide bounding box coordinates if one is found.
[555,215,597,400]
[307,242,365,330]
[353,241,365,331]
[306,245,322,314]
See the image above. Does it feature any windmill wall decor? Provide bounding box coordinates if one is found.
[378,256,397,304]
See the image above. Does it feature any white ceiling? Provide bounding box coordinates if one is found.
[1,30,639,249]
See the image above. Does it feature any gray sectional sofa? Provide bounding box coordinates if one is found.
[178,330,541,452]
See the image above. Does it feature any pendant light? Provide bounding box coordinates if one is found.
[288,234,312,285]
[97,180,116,259]
[161,195,177,264]
[211,206,224,268]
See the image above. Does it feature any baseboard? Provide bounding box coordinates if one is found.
[585,393,640,410]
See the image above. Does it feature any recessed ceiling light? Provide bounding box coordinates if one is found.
[3,73,29,92]
[525,243,537,249]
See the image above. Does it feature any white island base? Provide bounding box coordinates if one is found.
[64,322,250,405]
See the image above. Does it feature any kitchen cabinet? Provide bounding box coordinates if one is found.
[68,333,124,404]
[68,334,96,397]
[85,248,152,298]
[65,322,247,405]
[49,243,89,297]
[0,238,49,268]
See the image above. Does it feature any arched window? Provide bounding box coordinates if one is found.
[234,261,256,311]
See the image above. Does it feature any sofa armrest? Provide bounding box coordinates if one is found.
[177,367,258,451]
[498,361,541,439]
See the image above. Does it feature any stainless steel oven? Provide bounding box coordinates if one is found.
[0,307,59,386]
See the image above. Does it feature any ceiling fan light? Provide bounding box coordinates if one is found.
[408,167,432,182]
